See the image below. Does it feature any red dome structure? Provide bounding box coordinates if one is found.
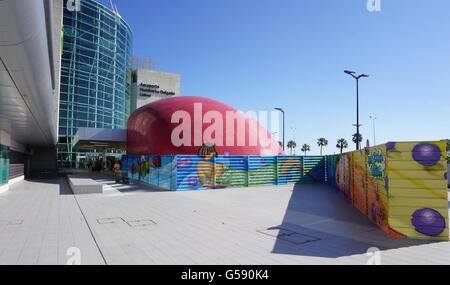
[127,96,282,156]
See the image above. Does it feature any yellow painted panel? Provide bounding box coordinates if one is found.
[388,141,446,153]
[391,227,449,240]
[389,188,448,199]
[387,169,446,180]
[389,216,449,230]
[338,141,449,240]
[388,206,449,217]
[387,151,446,162]
[387,161,447,170]
[388,178,447,190]
[389,197,448,208]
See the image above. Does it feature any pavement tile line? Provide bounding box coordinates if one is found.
[71,188,108,265]
[1,177,450,265]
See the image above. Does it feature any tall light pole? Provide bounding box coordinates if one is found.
[290,127,297,141]
[344,70,369,150]
[369,116,377,146]
[275,108,285,153]
[290,127,297,155]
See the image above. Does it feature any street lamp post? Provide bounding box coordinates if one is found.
[290,127,297,141]
[369,116,377,146]
[344,70,369,150]
[290,127,297,155]
[275,108,285,153]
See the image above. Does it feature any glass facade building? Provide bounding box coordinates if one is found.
[58,0,132,168]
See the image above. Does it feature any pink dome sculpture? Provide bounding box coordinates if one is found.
[127,96,283,156]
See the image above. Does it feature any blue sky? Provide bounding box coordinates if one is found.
[98,0,450,155]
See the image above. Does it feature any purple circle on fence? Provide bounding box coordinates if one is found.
[412,144,441,166]
[386,142,396,152]
[411,208,446,236]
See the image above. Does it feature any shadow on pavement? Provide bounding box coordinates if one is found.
[270,183,439,258]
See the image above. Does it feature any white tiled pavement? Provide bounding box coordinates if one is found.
[0,176,449,265]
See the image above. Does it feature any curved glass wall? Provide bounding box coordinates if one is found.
[58,0,132,168]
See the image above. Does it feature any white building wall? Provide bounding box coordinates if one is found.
[134,69,181,109]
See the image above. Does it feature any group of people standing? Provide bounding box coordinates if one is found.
[86,156,121,172]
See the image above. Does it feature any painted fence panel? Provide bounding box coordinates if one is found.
[278,156,303,185]
[123,154,328,191]
[175,156,281,190]
[248,156,277,186]
[326,155,339,189]
[214,156,249,188]
[175,156,209,190]
[302,156,326,183]
[121,155,177,190]
[174,155,326,190]
[351,150,369,216]
[385,142,448,239]
[326,141,449,240]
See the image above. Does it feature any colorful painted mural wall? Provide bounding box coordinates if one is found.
[175,155,326,191]
[121,155,177,190]
[326,141,449,240]
[122,154,326,191]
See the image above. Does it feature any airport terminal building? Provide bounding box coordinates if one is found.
[0,0,181,189]
[57,0,133,168]
[0,0,63,190]
[57,0,180,169]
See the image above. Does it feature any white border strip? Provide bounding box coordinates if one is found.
[0,183,8,194]
[9,175,24,186]
[0,175,25,195]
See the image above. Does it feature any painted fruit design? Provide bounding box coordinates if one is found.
[411,208,446,236]
[412,144,441,166]
[386,142,396,152]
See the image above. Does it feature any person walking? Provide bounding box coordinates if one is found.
[113,160,121,182]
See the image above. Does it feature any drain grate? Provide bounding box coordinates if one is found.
[97,217,125,225]
[258,226,320,245]
[96,217,157,227]
[0,219,24,226]
[278,233,320,245]
[258,227,296,238]
[7,220,23,226]
[126,220,157,227]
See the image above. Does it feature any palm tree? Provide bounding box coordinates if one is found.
[336,138,349,154]
[352,133,363,149]
[317,138,328,155]
[287,140,297,155]
[301,144,311,156]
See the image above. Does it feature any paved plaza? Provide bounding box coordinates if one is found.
[0,175,449,265]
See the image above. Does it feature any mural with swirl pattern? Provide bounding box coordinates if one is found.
[326,141,449,240]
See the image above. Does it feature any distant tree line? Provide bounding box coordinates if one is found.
[285,133,364,156]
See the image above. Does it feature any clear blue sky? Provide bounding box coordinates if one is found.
[98,0,450,155]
